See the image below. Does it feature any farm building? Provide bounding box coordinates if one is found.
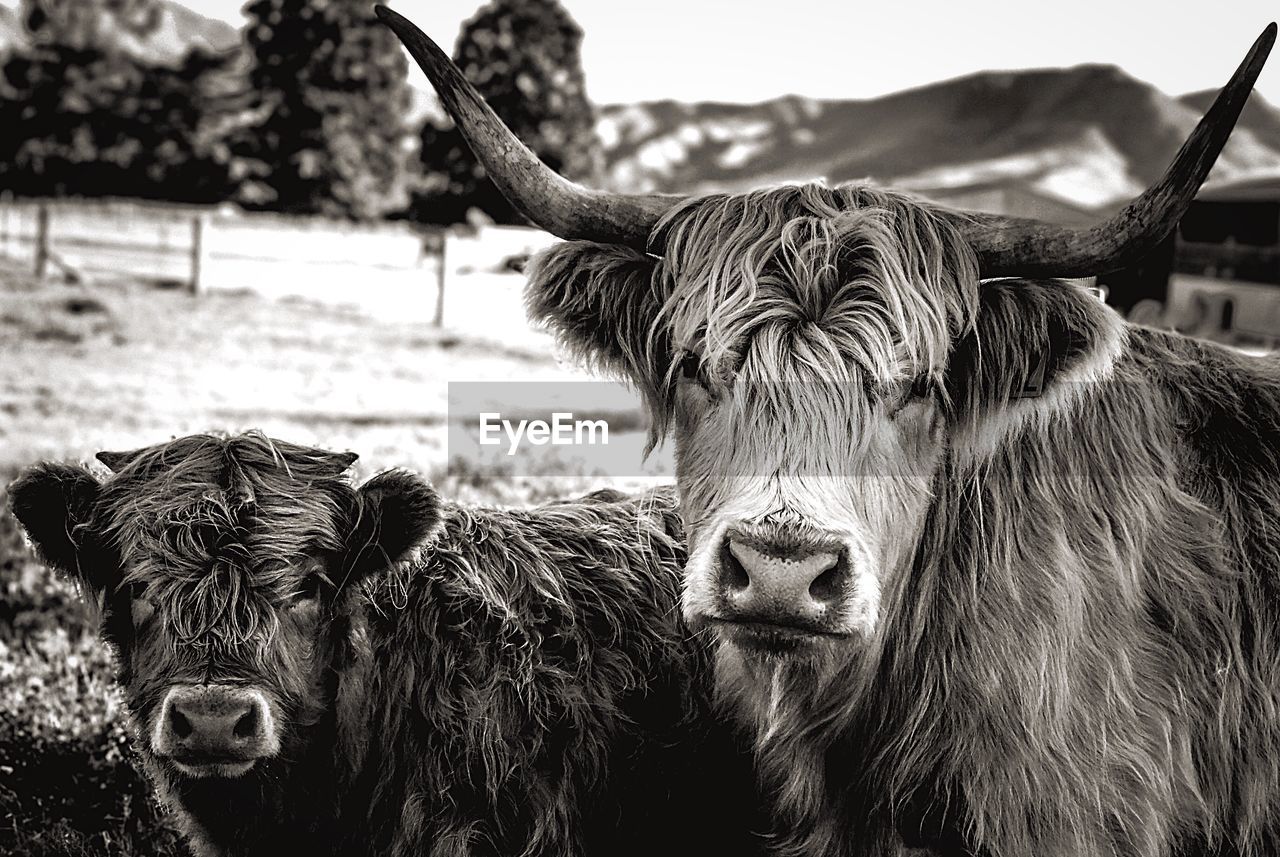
[1163,173,1280,344]
[1178,173,1280,285]
[914,172,1280,343]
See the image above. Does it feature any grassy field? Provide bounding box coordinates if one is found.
[0,256,662,854]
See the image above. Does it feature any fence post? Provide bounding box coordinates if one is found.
[33,202,49,280]
[189,213,209,295]
[433,228,448,327]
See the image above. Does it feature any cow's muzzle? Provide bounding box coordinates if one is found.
[152,685,279,777]
[711,527,854,651]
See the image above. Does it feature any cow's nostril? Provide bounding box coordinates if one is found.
[720,541,751,594]
[808,558,844,604]
[170,709,193,739]
[233,707,259,740]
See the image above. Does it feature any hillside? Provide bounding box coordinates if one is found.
[597,64,1280,211]
[3,3,1277,215]
[0,0,238,64]
[131,0,239,63]
[1179,86,1280,148]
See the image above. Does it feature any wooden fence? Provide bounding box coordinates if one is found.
[0,199,572,343]
[0,198,451,322]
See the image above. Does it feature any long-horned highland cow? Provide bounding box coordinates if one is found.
[378,6,1280,857]
[8,433,764,857]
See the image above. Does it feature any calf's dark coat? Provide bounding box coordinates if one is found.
[8,433,763,857]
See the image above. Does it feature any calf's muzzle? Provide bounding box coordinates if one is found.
[154,685,277,773]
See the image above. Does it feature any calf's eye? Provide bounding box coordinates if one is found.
[290,570,332,605]
[131,598,156,627]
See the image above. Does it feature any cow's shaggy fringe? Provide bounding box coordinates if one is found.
[529,181,1280,856]
[528,184,979,451]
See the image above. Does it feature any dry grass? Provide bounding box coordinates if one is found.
[0,256,663,496]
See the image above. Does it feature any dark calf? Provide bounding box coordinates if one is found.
[9,433,764,857]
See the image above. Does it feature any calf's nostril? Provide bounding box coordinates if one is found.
[170,709,193,739]
[233,707,259,740]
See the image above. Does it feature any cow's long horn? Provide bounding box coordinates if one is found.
[375,5,680,251]
[956,23,1276,280]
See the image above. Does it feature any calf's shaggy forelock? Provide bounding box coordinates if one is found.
[96,436,361,649]
[9,434,764,857]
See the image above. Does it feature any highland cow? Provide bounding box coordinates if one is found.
[378,6,1280,856]
[8,433,763,857]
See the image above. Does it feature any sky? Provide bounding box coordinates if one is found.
[21,0,1280,106]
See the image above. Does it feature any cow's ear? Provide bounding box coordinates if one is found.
[343,470,442,587]
[526,241,671,410]
[945,279,1112,425]
[7,463,113,596]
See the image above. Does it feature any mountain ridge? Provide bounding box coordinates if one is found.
[0,0,238,65]
[596,64,1280,212]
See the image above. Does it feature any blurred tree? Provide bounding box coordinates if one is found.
[233,0,414,220]
[414,0,603,226]
[0,0,238,201]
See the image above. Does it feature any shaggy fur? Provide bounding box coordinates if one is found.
[526,181,1280,857]
[9,434,765,857]
[528,184,977,452]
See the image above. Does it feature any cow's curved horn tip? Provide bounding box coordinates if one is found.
[373,5,394,23]
[1256,22,1278,53]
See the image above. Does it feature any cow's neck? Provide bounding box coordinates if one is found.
[809,290,1280,856]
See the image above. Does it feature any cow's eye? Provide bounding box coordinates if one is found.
[679,352,702,382]
[887,375,931,419]
[910,374,934,399]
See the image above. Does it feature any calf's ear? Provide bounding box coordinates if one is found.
[7,463,113,596]
[342,470,442,587]
[95,447,147,472]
